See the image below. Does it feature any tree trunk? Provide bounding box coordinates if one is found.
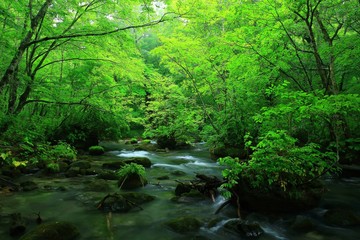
[0,0,52,94]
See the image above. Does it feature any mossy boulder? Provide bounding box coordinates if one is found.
[65,167,80,177]
[97,170,119,180]
[123,157,152,168]
[84,179,111,192]
[102,161,125,170]
[19,221,79,240]
[88,146,105,156]
[118,173,147,190]
[20,181,38,192]
[164,216,202,233]
[224,219,264,238]
[70,160,91,169]
[97,192,155,213]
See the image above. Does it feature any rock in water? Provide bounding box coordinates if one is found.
[19,221,79,240]
[164,216,202,233]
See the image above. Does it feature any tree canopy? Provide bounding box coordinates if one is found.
[1,0,359,192]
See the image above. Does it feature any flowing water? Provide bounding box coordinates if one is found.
[1,142,359,240]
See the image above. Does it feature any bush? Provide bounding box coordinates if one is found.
[117,163,146,178]
[219,130,339,197]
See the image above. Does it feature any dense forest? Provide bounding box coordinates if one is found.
[1,0,360,238]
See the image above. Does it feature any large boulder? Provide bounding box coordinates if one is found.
[118,173,148,190]
[19,221,79,240]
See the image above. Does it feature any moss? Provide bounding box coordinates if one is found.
[88,146,105,155]
[20,221,79,240]
[164,216,201,233]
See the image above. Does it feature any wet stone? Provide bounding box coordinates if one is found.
[20,181,38,192]
[19,221,79,240]
[323,208,360,227]
[164,216,202,234]
[224,219,264,238]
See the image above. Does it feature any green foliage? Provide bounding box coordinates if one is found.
[0,151,28,168]
[46,163,60,173]
[220,130,339,196]
[143,75,203,144]
[116,163,146,178]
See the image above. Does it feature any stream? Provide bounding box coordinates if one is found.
[1,142,359,240]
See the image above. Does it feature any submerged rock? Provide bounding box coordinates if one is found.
[97,170,118,180]
[19,221,79,240]
[20,181,38,192]
[164,216,202,233]
[97,192,155,213]
[9,213,26,237]
[224,219,264,238]
[290,215,315,232]
[84,179,112,192]
[70,160,91,169]
[102,161,125,170]
[323,208,360,227]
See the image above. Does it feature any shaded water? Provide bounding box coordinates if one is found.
[1,143,360,239]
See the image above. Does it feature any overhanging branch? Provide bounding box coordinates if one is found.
[25,12,181,48]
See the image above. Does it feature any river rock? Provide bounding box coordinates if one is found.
[97,170,118,180]
[118,173,148,189]
[224,219,264,238]
[290,215,315,232]
[88,146,105,155]
[84,179,111,192]
[19,221,79,240]
[157,175,170,180]
[164,216,202,233]
[9,213,26,237]
[70,160,91,169]
[175,183,192,196]
[123,157,152,168]
[20,181,38,192]
[102,161,125,170]
[171,170,187,176]
[65,167,80,177]
[323,208,360,227]
[97,192,155,213]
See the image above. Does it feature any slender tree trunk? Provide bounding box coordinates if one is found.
[0,0,52,94]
